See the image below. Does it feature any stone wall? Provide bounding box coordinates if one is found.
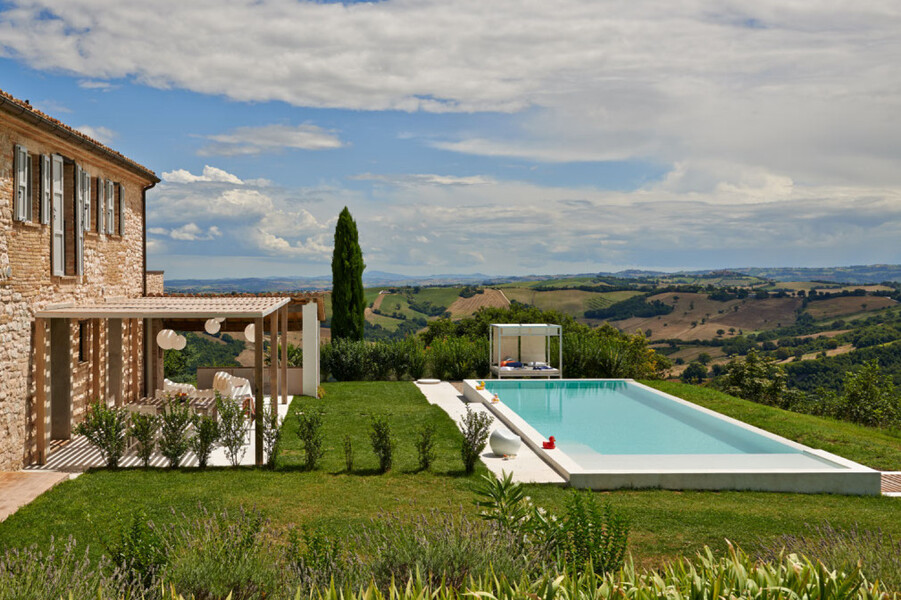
[0,110,154,470]
[145,271,164,295]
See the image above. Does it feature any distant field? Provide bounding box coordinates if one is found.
[446,288,509,317]
[617,292,801,340]
[805,295,896,319]
[503,287,642,316]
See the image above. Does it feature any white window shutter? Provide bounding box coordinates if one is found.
[97,177,105,234]
[75,165,84,275]
[41,155,51,225]
[83,171,91,230]
[106,179,114,234]
[51,154,65,276]
[14,144,28,222]
[118,183,125,236]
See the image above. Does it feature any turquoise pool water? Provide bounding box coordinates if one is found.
[483,380,803,456]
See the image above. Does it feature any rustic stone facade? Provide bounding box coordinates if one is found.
[145,271,164,295]
[0,95,157,469]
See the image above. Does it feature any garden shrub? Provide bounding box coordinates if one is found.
[74,400,130,469]
[190,414,219,469]
[106,509,166,589]
[460,407,492,474]
[217,395,248,467]
[158,399,193,468]
[429,336,476,380]
[415,423,437,471]
[357,510,535,588]
[296,407,325,470]
[322,338,372,381]
[129,411,158,468]
[288,525,360,592]
[369,341,394,381]
[343,434,354,472]
[557,491,629,575]
[161,507,281,600]
[0,537,138,600]
[261,402,282,468]
[370,414,395,473]
[404,336,428,380]
[759,522,901,592]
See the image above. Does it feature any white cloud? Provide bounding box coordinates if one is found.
[75,125,116,144]
[2,0,900,186]
[351,173,494,187]
[162,165,244,185]
[148,223,222,241]
[78,79,117,91]
[198,124,344,156]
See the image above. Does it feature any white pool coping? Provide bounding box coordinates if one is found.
[463,379,882,495]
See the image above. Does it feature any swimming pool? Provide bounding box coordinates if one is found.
[463,379,881,495]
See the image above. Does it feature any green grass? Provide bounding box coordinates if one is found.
[1,381,900,570]
[641,380,901,471]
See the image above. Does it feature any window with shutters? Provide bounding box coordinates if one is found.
[95,176,104,234]
[51,154,65,276]
[40,154,51,225]
[105,179,115,235]
[13,144,33,222]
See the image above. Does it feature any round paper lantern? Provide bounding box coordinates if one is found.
[204,319,221,334]
[156,329,170,349]
[164,329,178,349]
[244,323,256,342]
[172,335,187,351]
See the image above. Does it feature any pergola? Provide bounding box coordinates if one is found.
[33,295,322,466]
[489,323,563,379]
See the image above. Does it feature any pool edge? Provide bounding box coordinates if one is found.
[463,379,882,496]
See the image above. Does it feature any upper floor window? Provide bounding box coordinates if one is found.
[13,144,51,225]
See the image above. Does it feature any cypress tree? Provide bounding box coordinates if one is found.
[331,207,366,340]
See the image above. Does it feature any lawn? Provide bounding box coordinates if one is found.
[0,381,899,570]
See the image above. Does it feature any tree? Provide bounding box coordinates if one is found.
[330,207,366,340]
[681,362,707,384]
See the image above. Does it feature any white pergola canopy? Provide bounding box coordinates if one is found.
[35,296,290,320]
[489,323,563,379]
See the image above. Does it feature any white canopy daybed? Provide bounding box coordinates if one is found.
[489,323,562,379]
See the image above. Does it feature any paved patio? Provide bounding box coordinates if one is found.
[0,471,70,522]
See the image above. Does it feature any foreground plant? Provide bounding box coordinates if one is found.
[190,414,219,468]
[158,399,193,468]
[296,407,325,470]
[460,406,492,474]
[217,395,248,467]
[74,400,129,468]
[415,423,437,471]
[129,411,158,467]
[370,414,395,473]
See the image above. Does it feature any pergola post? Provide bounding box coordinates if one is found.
[131,319,140,402]
[280,307,288,404]
[254,316,264,466]
[34,318,47,464]
[269,310,279,411]
[91,318,101,401]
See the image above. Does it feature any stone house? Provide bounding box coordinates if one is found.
[0,89,159,470]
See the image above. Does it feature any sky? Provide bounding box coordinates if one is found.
[1,0,900,280]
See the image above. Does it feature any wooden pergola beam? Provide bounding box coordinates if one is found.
[91,319,101,401]
[269,310,278,413]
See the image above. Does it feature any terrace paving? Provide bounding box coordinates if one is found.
[417,381,565,485]
[0,471,70,522]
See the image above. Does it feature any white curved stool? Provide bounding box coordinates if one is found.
[489,428,522,457]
